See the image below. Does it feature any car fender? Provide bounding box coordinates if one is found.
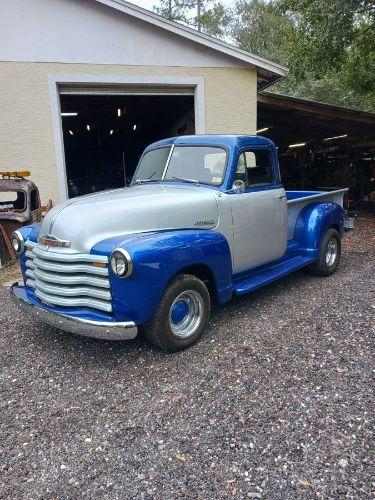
[91,230,233,324]
[294,202,343,258]
[16,223,41,274]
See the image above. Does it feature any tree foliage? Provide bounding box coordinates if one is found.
[153,0,375,111]
[197,2,230,37]
[274,0,375,111]
[154,0,229,36]
[154,0,197,24]
[229,0,291,65]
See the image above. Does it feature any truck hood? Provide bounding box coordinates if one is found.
[39,184,220,253]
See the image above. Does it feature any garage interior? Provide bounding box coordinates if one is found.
[257,92,375,213]
[60,90,195,197]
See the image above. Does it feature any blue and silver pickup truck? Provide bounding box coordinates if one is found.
[11,135,348,351]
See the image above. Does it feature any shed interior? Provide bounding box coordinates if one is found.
[257,93,375,212]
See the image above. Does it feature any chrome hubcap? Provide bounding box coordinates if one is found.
[169,290,204,339]
[326,238,338,266]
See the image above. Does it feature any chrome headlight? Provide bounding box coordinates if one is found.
[110,248,133,278]
[11,230,24,254]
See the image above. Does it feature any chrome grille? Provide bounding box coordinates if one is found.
[25,241,112,313]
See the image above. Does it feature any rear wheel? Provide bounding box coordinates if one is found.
[142,274,211,351]
[309,228,341,276]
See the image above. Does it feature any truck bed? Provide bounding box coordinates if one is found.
[286,189,348,240]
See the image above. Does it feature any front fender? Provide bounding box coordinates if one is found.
[17,223,41,277]
[294,202,343,257]
[92,230,233,324]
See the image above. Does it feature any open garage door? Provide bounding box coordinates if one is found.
[59,86,195,197]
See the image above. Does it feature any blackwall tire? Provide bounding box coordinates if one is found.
[309,228,341,276]
[142,274,211,352]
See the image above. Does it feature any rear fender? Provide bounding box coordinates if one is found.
[92,230,233,324]
[294,202,343,257]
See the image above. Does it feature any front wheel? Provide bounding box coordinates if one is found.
[142,274,211,351]
[309,228,341,276]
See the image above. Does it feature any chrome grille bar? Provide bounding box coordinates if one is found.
[34,289,112,313]
[25,241,112,313]
[31,257,108,276]
[28,278,111,301]
[26,241,108,263]
[26,267,110,288]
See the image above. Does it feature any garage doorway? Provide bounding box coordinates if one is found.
[59,91,195,197]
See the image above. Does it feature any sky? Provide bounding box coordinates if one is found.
[130,0,234,12]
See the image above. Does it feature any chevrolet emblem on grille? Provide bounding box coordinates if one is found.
[38,234,71,248]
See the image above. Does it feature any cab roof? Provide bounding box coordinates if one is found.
[145,135,276,152]
[141,134,280,192]
[0,178,38,192]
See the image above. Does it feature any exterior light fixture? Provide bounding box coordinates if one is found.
[133,124,137,131]
[289,142,306,148]
[86,124,91,131]
[110,248,133,278]
[68,130,74,136]
[109,129,114,135]
[61,112,78,117]
[11,230,24,254]
[117,108,122,117]
[323,134,348,142]
[256,127,269,134]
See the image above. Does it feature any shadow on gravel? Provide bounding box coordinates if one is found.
[24,267,316,364]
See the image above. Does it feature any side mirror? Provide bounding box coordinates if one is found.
[232,179,246,193]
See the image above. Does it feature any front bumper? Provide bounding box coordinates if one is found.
[11,283,138,341]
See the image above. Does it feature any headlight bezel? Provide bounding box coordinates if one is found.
[11,230,25,254]
[110,248,133,278]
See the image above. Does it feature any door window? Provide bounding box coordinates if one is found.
[235,149,274,187]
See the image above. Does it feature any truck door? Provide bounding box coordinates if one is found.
[229,147,287,274]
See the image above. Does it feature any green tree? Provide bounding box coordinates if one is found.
[275,0,375,111]
[229,0,292,65]
[154,0,197,24]
[196,2,230,37]
[230,0,375,111]
[154,0,229,36]
[154,0,375,111]
[277,0,374,77]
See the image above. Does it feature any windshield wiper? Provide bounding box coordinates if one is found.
[135,179,160,184]
[135,176,200,185]
[134,170,161,184]
[170,176,200,185]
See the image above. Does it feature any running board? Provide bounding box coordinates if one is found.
[233,255,314,295]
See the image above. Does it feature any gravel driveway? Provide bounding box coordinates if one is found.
[0,220,373,499]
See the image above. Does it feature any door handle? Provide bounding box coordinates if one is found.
[275,194,286,199]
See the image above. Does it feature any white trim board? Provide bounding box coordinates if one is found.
[48,74,205,201]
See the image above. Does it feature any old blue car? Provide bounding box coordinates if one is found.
[11,135,348,351]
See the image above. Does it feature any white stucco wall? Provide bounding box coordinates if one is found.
[0,0,245,68]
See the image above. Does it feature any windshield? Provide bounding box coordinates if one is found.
[134,145,227,186]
